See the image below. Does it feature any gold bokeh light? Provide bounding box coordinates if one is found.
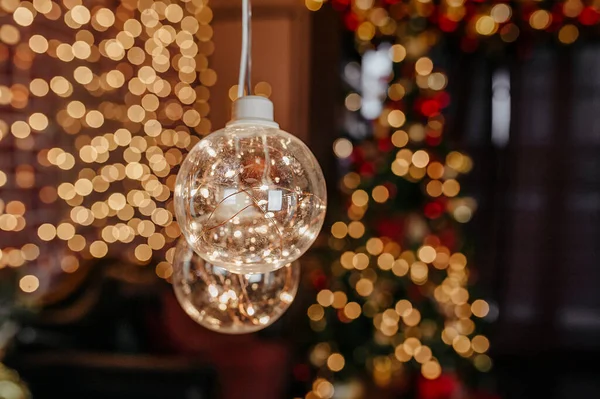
[1,0,213,286]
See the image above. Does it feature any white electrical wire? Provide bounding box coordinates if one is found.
[246,1,252,95]
[237,0,250,99]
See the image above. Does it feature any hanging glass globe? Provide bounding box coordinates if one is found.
[171,238,300,334]
[175,96,327,274]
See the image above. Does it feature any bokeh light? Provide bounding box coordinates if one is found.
[0,0,213,284]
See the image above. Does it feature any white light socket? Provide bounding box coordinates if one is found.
[227,95,280,128]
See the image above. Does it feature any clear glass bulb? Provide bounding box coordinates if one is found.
[175,123,327,274]
[171,238,300,334]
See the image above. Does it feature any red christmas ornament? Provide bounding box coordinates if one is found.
[579,6,600,26]
[438,15,458,32]
[421,99,440,117]
[424,201,443,219]
[344,11,360,31]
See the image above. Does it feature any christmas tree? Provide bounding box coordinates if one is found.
[303,0,599,396]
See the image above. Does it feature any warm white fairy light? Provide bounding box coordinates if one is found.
[0,0,214,291]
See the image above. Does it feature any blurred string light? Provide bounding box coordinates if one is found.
[0,0,214,293]
[312,0,600,48]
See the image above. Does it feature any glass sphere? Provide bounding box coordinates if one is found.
[174,123,327,274]
[171,238,300,334]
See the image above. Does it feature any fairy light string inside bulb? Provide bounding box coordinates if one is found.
[171,238,300,334]
[222,0,286,257]
[174,0,327,274]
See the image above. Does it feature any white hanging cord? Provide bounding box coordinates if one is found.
[246,0,252,95]
[229,0,277,127]
[237,0,251,99]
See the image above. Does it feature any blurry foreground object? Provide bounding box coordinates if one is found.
[0,363,30,399]
[0,323,30,399]
[171,238,300,334]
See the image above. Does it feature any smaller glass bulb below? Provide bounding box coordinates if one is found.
[171,238,300,334]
